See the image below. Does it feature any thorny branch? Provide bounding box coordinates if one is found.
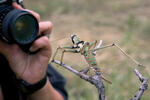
[52,60,105,100]
[131,69,148,100]
[52,60,148,100]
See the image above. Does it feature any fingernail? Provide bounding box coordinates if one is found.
[30,46,37,52]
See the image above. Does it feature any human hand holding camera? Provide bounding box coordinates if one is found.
[0,1,65,100]
[0,2,53,84]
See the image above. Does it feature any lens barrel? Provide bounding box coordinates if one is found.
[2,9,39,45]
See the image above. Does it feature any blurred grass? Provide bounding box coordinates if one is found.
[24,0,150,100]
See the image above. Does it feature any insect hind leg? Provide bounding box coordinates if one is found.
[89,67,112,84]
[93,43,145,68]
[79,67,89,74]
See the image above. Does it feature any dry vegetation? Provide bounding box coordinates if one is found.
[24,0,150,100]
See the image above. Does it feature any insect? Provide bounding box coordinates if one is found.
[51,34,145,84]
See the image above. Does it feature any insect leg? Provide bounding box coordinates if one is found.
[93,43,115,52]
[51,46,62,62]
[92,43,145,67]
[94,68,112,84]
[51,45,73,62]
[89,40,98,49]
[60,49,78,65]
[89,66,112,84]
[101,74,112,84]
[93,40,103,55]
[79,67,89,74]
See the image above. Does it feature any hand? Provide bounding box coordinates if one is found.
[0,2,53,84]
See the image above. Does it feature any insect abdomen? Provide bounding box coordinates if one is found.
[85,52,98,68]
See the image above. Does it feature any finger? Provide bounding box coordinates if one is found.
[39,21,53,36]
[12,2,40,22]
[12,2,23,10]
[24,9,40,22]
[29,36,51,53]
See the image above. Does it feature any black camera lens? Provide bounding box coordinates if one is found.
[2,9,39,45]
[11,11,39,45]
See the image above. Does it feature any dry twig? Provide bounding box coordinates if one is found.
[131,69,148,100]
[52,60,148,100]
[52,60,105,100]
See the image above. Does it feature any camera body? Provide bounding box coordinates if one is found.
[0,0,23,5]
[0,0,39,52]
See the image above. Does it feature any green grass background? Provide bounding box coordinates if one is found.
[24,0,150,100]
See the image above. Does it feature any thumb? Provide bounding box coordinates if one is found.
[30,36,51,52]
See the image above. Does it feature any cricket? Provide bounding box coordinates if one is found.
[51,34,145,84]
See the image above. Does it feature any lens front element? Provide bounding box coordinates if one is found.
[12,14,38,44]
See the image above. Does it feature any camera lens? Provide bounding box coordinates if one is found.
[12,14,38,44]
[2,9,39,45]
